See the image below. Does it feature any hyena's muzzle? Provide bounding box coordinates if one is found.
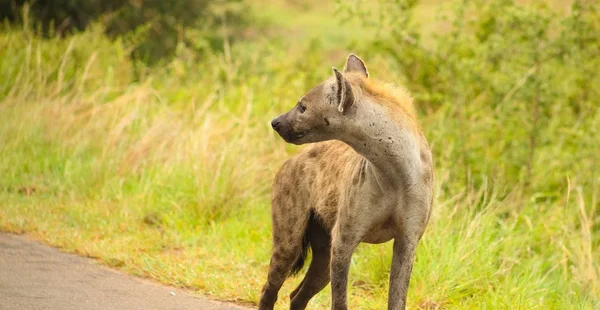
[271,113,307,144]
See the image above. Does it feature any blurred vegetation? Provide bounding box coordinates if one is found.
[0,0,247,64]
[0,0,598,309]
[340,0,600,196]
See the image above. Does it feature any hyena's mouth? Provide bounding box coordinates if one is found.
[283,130,308,144]
[292,131,308,139]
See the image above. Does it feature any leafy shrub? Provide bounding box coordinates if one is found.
[340,0,600,197]
[1,0,248,64]
[1,0,598,307]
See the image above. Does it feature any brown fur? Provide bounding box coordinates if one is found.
[260,54,434,310]
[355,77,421,132]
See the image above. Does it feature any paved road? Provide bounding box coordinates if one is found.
[0,233,249,310]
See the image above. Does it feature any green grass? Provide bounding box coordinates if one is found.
[1,1,599,309]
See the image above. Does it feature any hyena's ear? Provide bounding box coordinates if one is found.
[332,67,355,114]
[343,54,369,78]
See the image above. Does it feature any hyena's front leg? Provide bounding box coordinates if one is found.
[329,212,370,310]
[387,208,429,310]
[387,236,418,310]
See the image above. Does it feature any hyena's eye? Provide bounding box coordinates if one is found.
[297,102,306,113]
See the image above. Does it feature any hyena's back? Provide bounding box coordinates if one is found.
[272,140,365,232]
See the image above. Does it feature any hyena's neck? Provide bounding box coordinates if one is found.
[342,100,423,190]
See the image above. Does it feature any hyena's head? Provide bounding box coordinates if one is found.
[271,54,369,145]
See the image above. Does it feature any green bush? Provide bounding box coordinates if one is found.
[1,0,247,64]
[340,0,599,196]
[0,0,599,308]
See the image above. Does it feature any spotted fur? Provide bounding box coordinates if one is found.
[260,54,434,310]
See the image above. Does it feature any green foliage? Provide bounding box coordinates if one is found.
[340,0,600,195]
[1,0,599,308]
[1,0,248,64]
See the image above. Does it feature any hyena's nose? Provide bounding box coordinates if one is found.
[271,118,280,130]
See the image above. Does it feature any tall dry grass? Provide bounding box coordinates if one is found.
[1,2,599,308]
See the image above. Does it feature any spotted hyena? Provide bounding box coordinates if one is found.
[259,54,434,310]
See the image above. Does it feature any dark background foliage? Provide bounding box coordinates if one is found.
[0,0,246,64]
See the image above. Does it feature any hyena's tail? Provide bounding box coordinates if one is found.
[289,210,316,276]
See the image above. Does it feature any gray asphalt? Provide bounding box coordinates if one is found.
[0,232,250,310]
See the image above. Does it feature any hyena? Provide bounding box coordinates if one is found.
[259,54,434,310]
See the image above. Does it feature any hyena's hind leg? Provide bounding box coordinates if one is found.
[258,186,310,310]
[289,214,331,310]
